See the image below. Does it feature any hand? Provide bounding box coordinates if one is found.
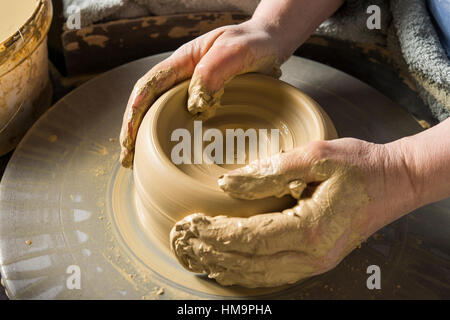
[119,0,347,168]
[119,19,283,167]
[170,138,421,288]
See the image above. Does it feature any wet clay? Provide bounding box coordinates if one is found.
[120,68,178,168]
[132,74,337,255]
[4,53,446,298]
[187,55,282,120]
[187,76,224,120]
[170,157,371,288]
[0,0,38,44]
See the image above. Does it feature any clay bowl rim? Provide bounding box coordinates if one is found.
[138,73,337,193]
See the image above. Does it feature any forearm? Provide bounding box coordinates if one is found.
[250,0,344,59]
[386,118,450,219]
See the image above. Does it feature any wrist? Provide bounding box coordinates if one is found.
[246,17,293,61]
[383,139,425,216]
[380,119,450,225]
[249,0,345,60]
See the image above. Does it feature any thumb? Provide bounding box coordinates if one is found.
[119,28,226,167]
[187,34,281,119]
[218,148,330,200]
[186,39,247,119]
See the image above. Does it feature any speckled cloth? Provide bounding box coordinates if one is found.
[390,0,450,121]
[62,0,259,26]
[315,0,449,122]
[62,0,450,122]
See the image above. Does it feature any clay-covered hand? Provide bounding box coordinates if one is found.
[170,138,420,288]
[119,20,283,167]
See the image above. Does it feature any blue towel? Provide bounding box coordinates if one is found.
[428,0,450,57]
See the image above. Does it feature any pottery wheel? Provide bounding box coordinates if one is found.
[0,53,449,299]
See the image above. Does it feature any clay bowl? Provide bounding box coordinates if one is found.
[133,73,337,247]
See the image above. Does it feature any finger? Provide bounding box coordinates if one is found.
[119,57,191,167]
[119,29,225,167]
[170,185,330,261]
[190,241,318,288]
[186,39,249,117]
[171,212,308,259]
[218,148,329,200]
[214,252,319,288]
[187,36,281,118]
[171,172,366,263]
[170,158,370,287]
[170,213,321,288]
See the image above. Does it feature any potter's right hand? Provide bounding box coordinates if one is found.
[119,20,283,168]
[169,138,428,288]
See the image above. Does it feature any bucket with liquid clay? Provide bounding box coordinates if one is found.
[0,0,53,155]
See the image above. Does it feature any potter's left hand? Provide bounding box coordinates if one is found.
[118,0,345,168]
[170,126,450,287]
[119,21,282,168]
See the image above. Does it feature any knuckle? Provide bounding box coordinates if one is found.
[305,140,331,161]
[215,33,250,55]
